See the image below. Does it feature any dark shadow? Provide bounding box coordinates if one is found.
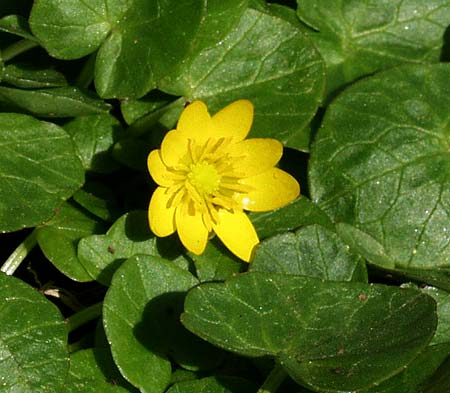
[135,292,225,370]
[441,25,450,62]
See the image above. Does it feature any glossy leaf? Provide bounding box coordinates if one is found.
[0,86,111,117]
[166,376,257,393]
[183,272,437,391]
[251,224,366,282]
[310,64,450,269]
[191,239,244,283]
[30,0,248,99]
[297,0,450,98]
[36,202,106,282]
[160,8,325,151]
[361,344,450,393]
[64,348,134,392]
[103,255,220,393]
[0,273,68,392]
[64,114,122,173]
[0,14,37,41]
[250,196,333,239]
[0,113,84,232]
[78,210,190,285]
[3,63,67,89]
[421,286,450,346]
[73,182,121,223]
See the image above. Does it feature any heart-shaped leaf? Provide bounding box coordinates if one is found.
[64,114,122,173]
[0,273,68,392]
[251,224,366,282]
[64,348,134,392]
[182,272,437,391]
[103,255,220,393]
[30,0,248,99]
[250,197,333,239]
[78,210,190,285]
[309,63,450,269]
[0,113,84,232]
[160,8,325,151]
[36,202,107,282]
[297,0,450,98]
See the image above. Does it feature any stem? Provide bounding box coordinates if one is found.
[257,363,288,393]
[74,53,96,88]
[1,229,38,275]
[2,39,39,62]
[66,301,103,334]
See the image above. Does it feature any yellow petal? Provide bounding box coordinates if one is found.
[213,209,259,262]
[236,167,300,212]
[160,129,190,167]
[148,187,176,236]
[228,138,283,177]
[211,100,253,142]
[175,202,209,255]
[177,101,213,145]
[148,149,177,186]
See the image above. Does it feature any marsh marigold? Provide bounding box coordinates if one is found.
[147,100,299,262]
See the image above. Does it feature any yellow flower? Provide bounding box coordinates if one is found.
[147,100,300,262]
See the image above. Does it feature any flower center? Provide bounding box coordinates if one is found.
[188,161,221,195]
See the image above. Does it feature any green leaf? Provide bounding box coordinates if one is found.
[250,196,333,239]
[421,286,450,346]
[166,376,257,393]
[73,182,121,223]
[422,355,450,392]
[160,8,325,151]
[36,201,107,282]
[103,255,219,393]
[0,15,37,41]
[251,224,366,282]
[191,239,244,283]
[297,0,450,98]
[3,63,67,88]
[0,113,84,232]
[0,273,68,392]
[64,114,122,173]
[361,344,450,393]
[309,63,450,269]
[30,0,248,99]
[182,272,437,391]
[120,92,174,126]
[64,348,134,392]
[0,86,111,117]
[78,210,190,285]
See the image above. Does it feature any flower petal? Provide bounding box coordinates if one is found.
[148,149,177,186]
[235,167,300,212]
[175,202,209,255]
[177,100,213,144]
[213,209,259,262]
[228,138,283,177]
[211,100,253,142]
[149,187,176,236]
[160,129,189,168]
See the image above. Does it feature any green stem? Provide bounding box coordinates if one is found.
[68,332,95,353]
[2,39,39,62]
[1,229,38,275]
[66,301,103,334]
[257,363,288,393]
[74,52,96,88]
